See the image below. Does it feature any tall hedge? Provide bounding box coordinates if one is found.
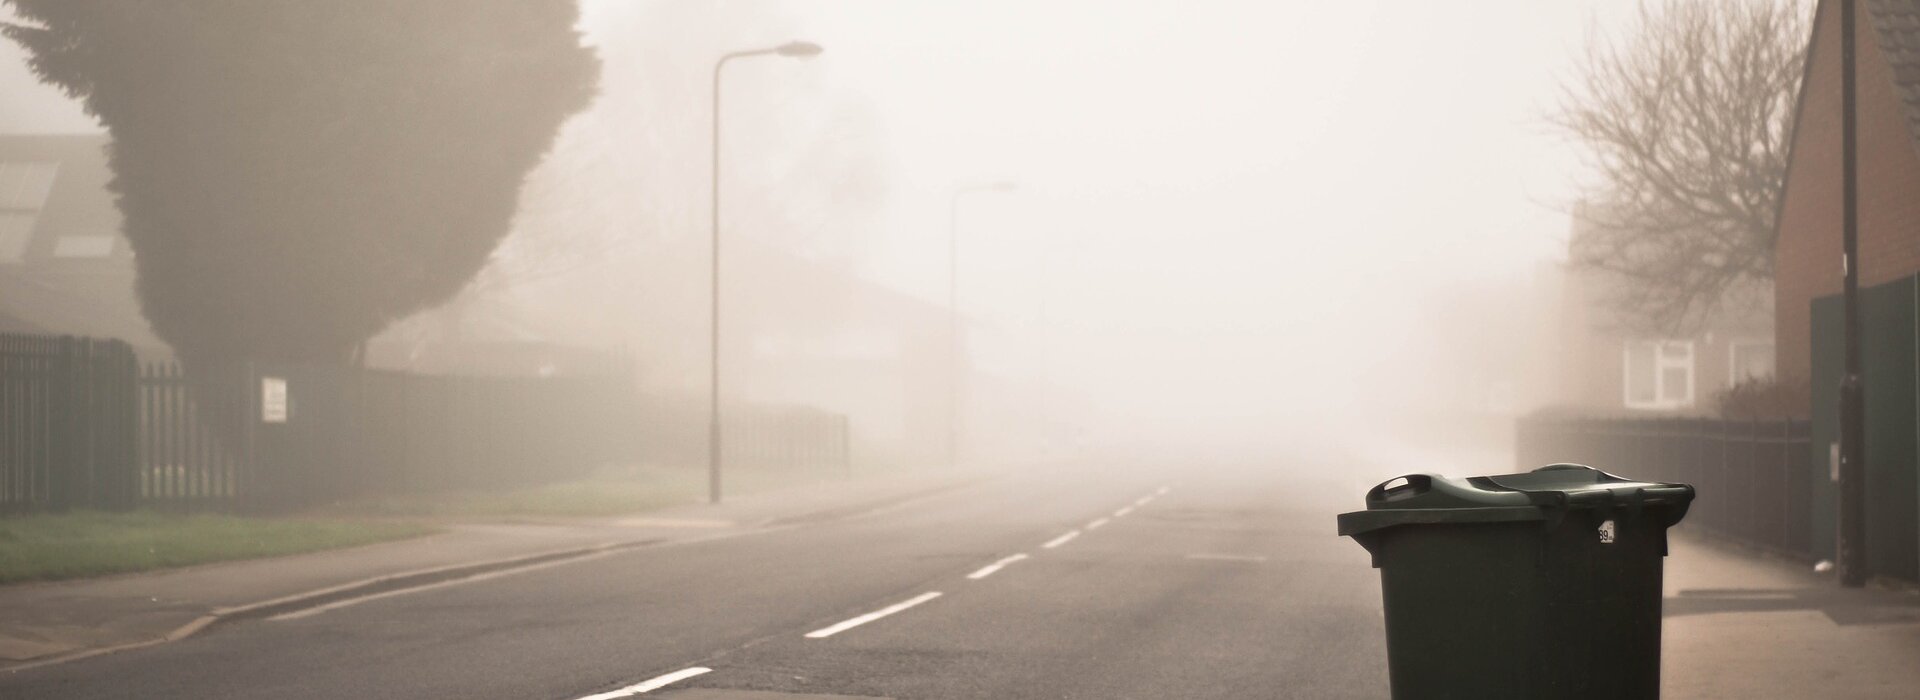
[4,1,599,366]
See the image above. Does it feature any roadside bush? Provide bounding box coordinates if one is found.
[1714,375,1809,420]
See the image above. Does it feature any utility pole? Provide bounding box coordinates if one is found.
[1838,0,1868,588]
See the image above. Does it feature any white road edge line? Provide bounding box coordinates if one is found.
[265,527,794,624]
[574,666,712,699]
[805,591,943,639]
[1157,485,1170,495]
[1086,517,1110,530]
[967,553,1030,580]
[1042,530,1081,549]
[1114,505,1135,517]
[1135,496,1153,506]
[267,548,625,622]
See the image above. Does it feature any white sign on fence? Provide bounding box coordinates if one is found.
[262,376,288,423]
[1830,440,1841,483]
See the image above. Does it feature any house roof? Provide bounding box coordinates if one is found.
[0,133,161,351]
[0,133,123,258]
[1868,0,1920,155]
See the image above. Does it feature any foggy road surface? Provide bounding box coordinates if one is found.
[0,462,1391,699]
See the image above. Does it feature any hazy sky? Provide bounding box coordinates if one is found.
[2,1,1656,449]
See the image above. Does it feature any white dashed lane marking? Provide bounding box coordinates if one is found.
[967,554,1030,580]
[1041,530,1081,549]
[805,487,1170,645]
[573,667,711,699]
[805,592,944,639]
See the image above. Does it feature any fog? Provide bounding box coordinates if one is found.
[549,0,1639,469]
[16,5,1915,697]
[0,0,1644,474]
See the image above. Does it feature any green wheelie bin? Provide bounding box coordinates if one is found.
[1338,464,1694,699]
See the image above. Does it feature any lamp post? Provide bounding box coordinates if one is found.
[710,40,821,504]
[948,182,1016,470]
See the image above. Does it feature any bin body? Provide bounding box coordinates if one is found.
[1339,464,1693,700]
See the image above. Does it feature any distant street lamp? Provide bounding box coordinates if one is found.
[948,181,1016,470]
[710,40,822,504]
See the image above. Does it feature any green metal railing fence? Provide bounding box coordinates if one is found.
[1,333,139,512]
[4,331,853,513]
[1517,416,1815,560]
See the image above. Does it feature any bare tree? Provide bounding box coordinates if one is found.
[1555,0,1810,333]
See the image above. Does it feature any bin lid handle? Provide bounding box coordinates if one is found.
[1366,474,1433,505]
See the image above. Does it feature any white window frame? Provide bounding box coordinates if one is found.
[1623,340,1695,410]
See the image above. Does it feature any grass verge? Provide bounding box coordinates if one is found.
[0,511,437,585]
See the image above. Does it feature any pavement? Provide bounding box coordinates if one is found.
[0,457,1914,699]
[1662,532,1920,699]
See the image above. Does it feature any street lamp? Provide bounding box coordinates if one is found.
[948,181,1016,470]
[710,40,822,504]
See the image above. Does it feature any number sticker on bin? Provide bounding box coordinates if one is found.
[1598,519,1617,544]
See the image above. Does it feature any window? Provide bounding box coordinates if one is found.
[1728,341,1775,385]
[1624,340,1693,410]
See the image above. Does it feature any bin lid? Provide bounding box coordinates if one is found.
[1336,464,1694,537]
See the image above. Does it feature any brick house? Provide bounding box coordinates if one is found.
[1775,0,1920,381]
[1547,209,1775,416]
[1773,0,1920,582]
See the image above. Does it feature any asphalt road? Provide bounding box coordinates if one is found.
[0,460,1391,699]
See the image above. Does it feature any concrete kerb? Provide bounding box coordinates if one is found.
[755,476,989,528]
[3,538,665,674]
[2,471,1001,674]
